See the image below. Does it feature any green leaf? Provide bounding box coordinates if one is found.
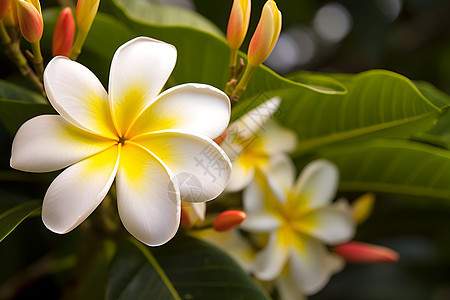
[107,235,270,300]
[0,80,46,104]
[412,82,450,148]
[106,239,181,300]
[315,139,450,201]
[0,99,54,136]
[112,0,224,38]
[108,0,347,96]
[277,70,442,156]
[0,201,41,242]
[151,234,270,300]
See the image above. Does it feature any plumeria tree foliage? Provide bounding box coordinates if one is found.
[0,0,449,299]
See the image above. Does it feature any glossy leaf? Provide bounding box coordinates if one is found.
[0,201,41,242]
[108,0,347,96]
[0,80,46,104]
[276,70,443,156]
[107,239,180,300]
[151,234,271,300]
[0,99,54,136]
[315,139,450,201]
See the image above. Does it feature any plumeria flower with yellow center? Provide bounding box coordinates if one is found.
[221,97,296,192]
[10,37,232,246]
[241,156,355,295]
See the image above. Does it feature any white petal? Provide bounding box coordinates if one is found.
[276,271,307,300]
[242,177,265,214]
[225,158,255,192]
[289,236,331,295]
[126,83,230,139]
[109,37,177,135]
[42,145,120,233]
[132,131,231,202]
[263,154,296,203]
[259,120,297,155]
[11,115,116,172]
[240,213,281,233]
[43,57,116,139]
[116,142,180,246]
[252,231,290,281]
[230,97,281,140]
[293,159,339,209]
[299,207,355,245]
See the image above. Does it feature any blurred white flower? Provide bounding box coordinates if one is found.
[241,156,355,295]
[221,97,297,192]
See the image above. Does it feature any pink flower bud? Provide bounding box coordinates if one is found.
[247,0,281,67]
[52,7,75,57]
[213,210,247,232]
[0,0,11,20]
[16,0,43,43]
[227,0,251,50]
[76,0,100,32]
[335,242,399,263]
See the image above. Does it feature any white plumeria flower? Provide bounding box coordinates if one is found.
[241,156,355,295]
[10,37,232,246]
[221,97,297,192]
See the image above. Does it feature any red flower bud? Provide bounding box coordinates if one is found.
[52,7,75,57]
[335,242,399,263]
[213,210,247,232]
[213,130,228,146]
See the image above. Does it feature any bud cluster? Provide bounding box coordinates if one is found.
[225,0,282,103]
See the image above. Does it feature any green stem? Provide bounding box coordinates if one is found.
[69,29,88,60]
[0,21,45,95]
[230,64,257,105]
[31,41,44,81]
[229,48,238,79]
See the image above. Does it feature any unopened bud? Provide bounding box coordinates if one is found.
[52,7,75,57]
[213,210,247,232]
[76,0,100,32]
[352,192,375,225]
[335,242,399,263]
[227,0,251,50]
[247,0,281,67]
[0,0,11,20]
[17,0,43,43]
[213,130,228,146]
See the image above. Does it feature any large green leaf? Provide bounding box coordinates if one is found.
[277,70,443,156]
[108,0,347,96]
[0,80,46,104]
[314,139,450,201]
[0,99,54,136]
[151,234,270,300]
[412,81,450,149]
[0,201,41,242]
[111,0,224,38]
[107,235,270,300]
[106,239,181,300]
